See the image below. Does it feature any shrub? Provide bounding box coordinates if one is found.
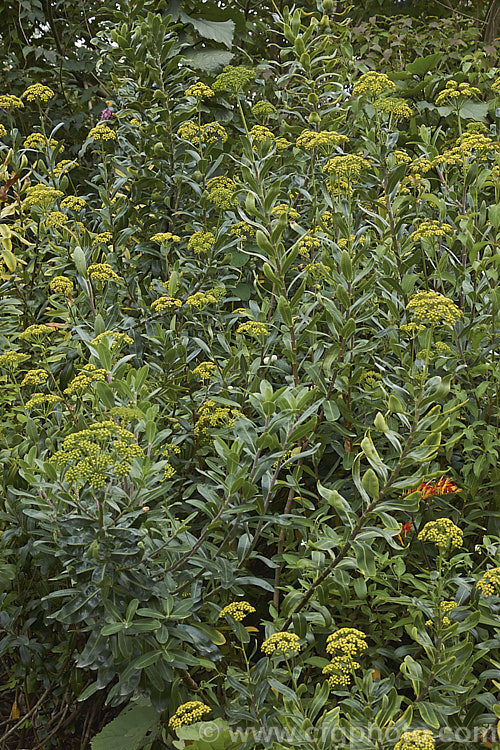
[0,3,499,749]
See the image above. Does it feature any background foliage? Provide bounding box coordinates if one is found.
[0,0,499,748]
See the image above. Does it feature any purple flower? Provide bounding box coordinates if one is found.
[100,107,113,121]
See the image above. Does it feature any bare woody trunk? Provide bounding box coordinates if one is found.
[484,0,500,41]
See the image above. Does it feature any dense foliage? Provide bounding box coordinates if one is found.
[0,1,500,748]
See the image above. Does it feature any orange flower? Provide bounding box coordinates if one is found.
[397,520,413,546]
[402,476,461,499]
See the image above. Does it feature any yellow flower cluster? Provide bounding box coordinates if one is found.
[374,97,412,119]
[49,276,73,296]
[418,518,463,550]
[88,264,121,283]
[466,121,487,134]
[249,125,289,150]
[151,232,180,244]
[261,632,301,656]
[410,220,452,242]
[435,79,480,106]
[218,601,256,621]
[326,628,368,657]
[23,133,60,150]
[416,341,452,361]
[249,125,272,142]
[231,221,254,239]
[88,124,117,141]
[177,121,228,145]
[0,94,24,110]
[323,154,370,177]
[51,419,144,488]
[296,129,348,151]
[426,600,457,628]
[185,82,215,99]
[188,231,216,255]
[394,729,435,750]
[163,443,181,482]
[392,150,412,165]
[236,321,268,338]
[320,210,335,229]
[212,65,255,93]
[252,101,277,120]
[193,362,217,380]
[434,341,451,355]
[45,211,67,228]
[322,655,360,688]
[163,462,176,480]
[298,233,321,257]
[337,235,355,250]
[64,363,107,396]
[150,296,183,313]
[92,232,113,245]
[435,131,500,168]
[163,442,181,457]
[207,175,234,192]
[177,121,200,142]
[168,701,211,730]
[400,322,426,335]
[270,204,300,220]
[19,324,55,341]
[353,71,396,97]
[61,196,86,212]
[89,331,133,349]
[186,287,224,308]
[0,351,29,368]
[206,176,238,209]
[53,160,77,177]
[323,154,370,196]
[162,442,180,480]
[406,291,463,326]
[25,392,62,410]
[21,369,49,387]
[22,84,55,103]
[23,184,63,210]
[410,158,433,174]
[0,124,6,139]
[194,399,239,438]
[416,346,442,362]
[476,566,500,597]
[322,628,367,688]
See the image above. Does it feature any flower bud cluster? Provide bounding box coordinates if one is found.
[394,729,435,750]
[218,601,256,621]
[23,185,63,210]
[168,701,211,730]
[51,419,144,488]
[261,632,301,655]
[322,628,367,689]
[406,291,463,326]
[22,84,55,103]
[188,230,216,255]
[64,363,107,396]
[418,519,463,550]
[296,129,348,151]
[353,71,395,97]
[476,566,500,597]
[88,263,121,283]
